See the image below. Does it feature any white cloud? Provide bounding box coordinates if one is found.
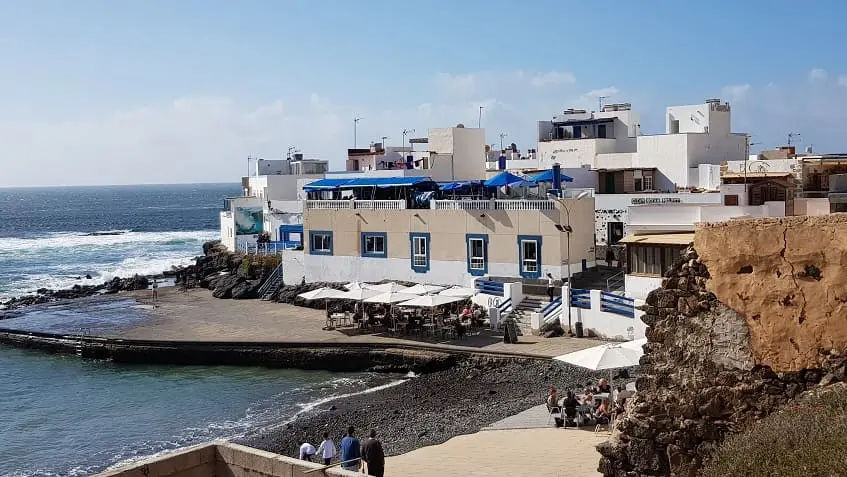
[722,84,752,102]
[434,72,477,95]
[529,71,576,87]
[584,87,619,98]
[808,68,828,81]
[838,75,847,87]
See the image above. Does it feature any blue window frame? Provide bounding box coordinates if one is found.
[517,235,543,279]
[465,234,489,276]
[309,230,333,255]
[410,232,431,273]
[361,232,388,258]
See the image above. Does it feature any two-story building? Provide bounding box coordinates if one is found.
[294,179,596,287]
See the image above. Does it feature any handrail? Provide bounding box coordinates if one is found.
[497,298,512,313]
[257,263,284,297]
[606,270,625,291]
[540,296,562,315]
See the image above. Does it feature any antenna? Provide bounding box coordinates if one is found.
[402,129,415,149]
[353,117,363,148]
[499,132,508,151]
[788,132,800,146]
[598,96,608,111]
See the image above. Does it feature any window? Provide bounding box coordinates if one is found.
[309,231,333,255]
[724,194,739,206]
[643,175,653,191]
[597,124,607,138]
[517,235,542,279]
[410,233,430,273]
[465,234,488,276]
[628,244,686,276]
[361,232,387,258]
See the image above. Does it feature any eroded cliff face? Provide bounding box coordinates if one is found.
[598,217,847,477]
[696,215,847,372]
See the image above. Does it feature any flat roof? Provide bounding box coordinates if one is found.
[619,233,695,245]
[303,176,434,191]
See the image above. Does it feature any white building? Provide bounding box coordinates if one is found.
[220,156,328,252]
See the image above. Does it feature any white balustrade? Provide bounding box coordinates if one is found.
[304,199,405,210]
[494,199,556,211]
[433,200,493,211]
[304,200,353,210]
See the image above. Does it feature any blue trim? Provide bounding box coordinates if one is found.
[309,230,334,256]
[361,232,388,258]
[475,279,505,297]
[409,232,431,273]
[465,234,489,276]
[517,235,543,279]
[280,224,303,244]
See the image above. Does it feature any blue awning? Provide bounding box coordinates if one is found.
[438,181,482,191]
[484,171,528,187]
[304,176,433,191]
[527,169,575,183]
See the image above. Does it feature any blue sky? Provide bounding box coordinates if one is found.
[1,0,846,186]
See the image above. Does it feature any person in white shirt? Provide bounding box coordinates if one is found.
[316,432,337,465]
[546,273,556,301]
[299,441,317,462]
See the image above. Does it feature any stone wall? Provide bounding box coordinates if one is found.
[598,215,847,476]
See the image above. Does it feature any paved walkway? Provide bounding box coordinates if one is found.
[385,428,605,477]
[115,288,606,358]
[482,404,554,430]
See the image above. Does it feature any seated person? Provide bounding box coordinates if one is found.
[460,306,472,319]
[563,391,580,424]
[595,398,612,424]
[597,378,612,394]
[546,386,559,411]
[581,388,594,406]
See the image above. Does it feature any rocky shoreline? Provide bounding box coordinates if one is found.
[243,359,637,460]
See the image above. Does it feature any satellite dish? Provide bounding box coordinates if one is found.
[456,123,465,128]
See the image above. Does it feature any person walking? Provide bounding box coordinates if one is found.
[339,426,361,472]
[546,273,555,301]
[316,432,336,466]
[298,441,317,462]
[361,429,385,477]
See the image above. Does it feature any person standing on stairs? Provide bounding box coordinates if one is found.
[546,273,555,301]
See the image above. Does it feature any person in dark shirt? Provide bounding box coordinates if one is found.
[361,429,385,477]
[339,426,361,472]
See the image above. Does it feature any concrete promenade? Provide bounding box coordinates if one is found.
[118,288,606,358]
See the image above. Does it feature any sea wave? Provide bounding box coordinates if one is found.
[0,230,218,253]
[99,377,406,475]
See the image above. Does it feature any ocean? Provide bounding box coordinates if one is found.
[0,184,395,476]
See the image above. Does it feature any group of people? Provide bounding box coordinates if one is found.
[298,426,385,477]
[546,378,634,427]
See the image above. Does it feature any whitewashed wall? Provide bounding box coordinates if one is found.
[560,285,647,340]
[282,250,306,284]
[625,274,662,301]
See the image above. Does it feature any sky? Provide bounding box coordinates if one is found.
[1,0,847,187]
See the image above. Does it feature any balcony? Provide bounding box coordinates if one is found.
[432,199,556,211]
[304,199,407,210]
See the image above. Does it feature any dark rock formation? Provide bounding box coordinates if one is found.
[597,245,847,477]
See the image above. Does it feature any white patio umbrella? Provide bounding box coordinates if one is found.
[297,287,344,312]
[344,282,367,290]
[363,292,420,304]
[396,294,464,308]
[403,283,446,295]
[553,342,643,371]
[620,338,647,352]
[553,342,643,394]
[364,282,412,293]
[336,288,381,301]
[439,286,477,298]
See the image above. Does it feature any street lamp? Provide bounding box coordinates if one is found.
[549,189,591,336]
[353,117,363,148]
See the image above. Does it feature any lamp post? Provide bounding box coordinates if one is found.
[353,117,363,148]
[478,106,485,128]
[549,189,591,335]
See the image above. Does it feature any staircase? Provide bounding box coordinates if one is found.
[511,295,551,335]
[258,264,284,301]
[570,266,625,292]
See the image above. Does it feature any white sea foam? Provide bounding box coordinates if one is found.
[0,230,218,253]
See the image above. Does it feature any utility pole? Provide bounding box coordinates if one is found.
[381,136,389,149]
[744,135,761,195]
[499,132,507,151]
[788,132,800,147]
[478,106,485,128]
[353,117,363,148]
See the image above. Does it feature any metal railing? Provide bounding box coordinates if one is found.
[571,288,591,309]
[257,263,284,298]
[240,241,301,255]
[541,296,563,324]
[600,292,635,318]
[606,271,625,291]
[497,297,513,313]
[432,199,556,211]
[475,279,505,297]
[304,200,406,210]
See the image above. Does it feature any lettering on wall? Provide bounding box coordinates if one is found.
[631,197,681,205]
[553,148,579,154]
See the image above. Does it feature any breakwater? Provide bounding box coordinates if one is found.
[0,328,550,373]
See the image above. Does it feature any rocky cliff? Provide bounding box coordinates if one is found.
[598,215,847,477]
